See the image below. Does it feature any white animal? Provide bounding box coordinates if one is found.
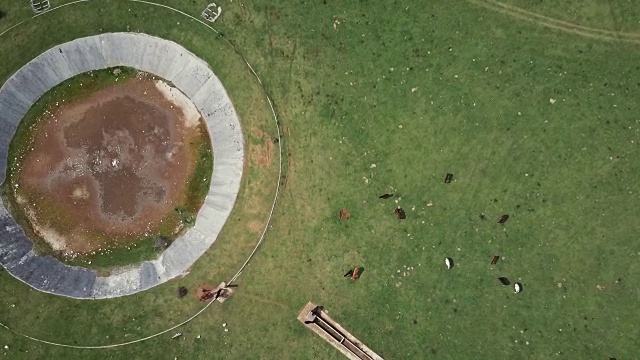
[514,282,523,294]
[445,257,453,269]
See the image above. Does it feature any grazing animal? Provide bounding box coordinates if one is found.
[344,269,354,277]
[514,282,523,294]
[444,173,454,183]
[351,268,360,280]
[498,214,509,224]
[498,277,510,286]
[444,257,454,269]
[491,255,500,265]
[344,267,364,279]
[394,207,406,219]
[379,193,394,199]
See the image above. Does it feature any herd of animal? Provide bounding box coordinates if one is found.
[380,172,525,294]
[444,256,523,293]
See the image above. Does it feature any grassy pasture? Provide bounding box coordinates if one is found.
[0,1,639,359]
[499,0,640,32]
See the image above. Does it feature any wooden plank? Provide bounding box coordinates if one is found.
[298,302,384,360]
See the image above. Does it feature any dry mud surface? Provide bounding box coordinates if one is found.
[0,32,244,298]
[15,78,204,254]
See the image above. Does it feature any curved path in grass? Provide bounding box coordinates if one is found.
[0,32,244,299]
[468,0,640,44]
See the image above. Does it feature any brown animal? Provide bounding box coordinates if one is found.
[394,207,406,219]
[344,267,364,280]
[491,255,500,265]
[339,208,350,220]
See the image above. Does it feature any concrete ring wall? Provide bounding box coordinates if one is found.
[0,32,244,299]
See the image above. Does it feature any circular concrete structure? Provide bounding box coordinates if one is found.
[0,33,244,299]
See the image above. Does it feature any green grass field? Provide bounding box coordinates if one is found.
[0,0,639,359]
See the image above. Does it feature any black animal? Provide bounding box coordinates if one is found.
[444,173,454,183]
[344,269,354,277]
[498,214,509,224]
[379,193,394,199]
[498,277,510,286]
[394,207,406,219]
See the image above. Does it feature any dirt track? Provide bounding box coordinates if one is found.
[468,0,640,44]
[16,78,204,254]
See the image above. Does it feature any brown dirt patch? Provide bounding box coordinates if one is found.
[14,78,207,254]
[252,128,264,139]
[195,283,216,302]
[248,220,263,234]
[249,138,274,166]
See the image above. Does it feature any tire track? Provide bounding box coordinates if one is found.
[468,0,640,44]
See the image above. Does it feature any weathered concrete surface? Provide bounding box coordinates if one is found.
[0,33,244,299]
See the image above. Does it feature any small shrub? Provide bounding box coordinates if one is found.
[177,286,188,298]
[152,236,170,252]
[175,207,195,226]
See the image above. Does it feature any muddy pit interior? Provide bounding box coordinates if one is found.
[6,71,212,257]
